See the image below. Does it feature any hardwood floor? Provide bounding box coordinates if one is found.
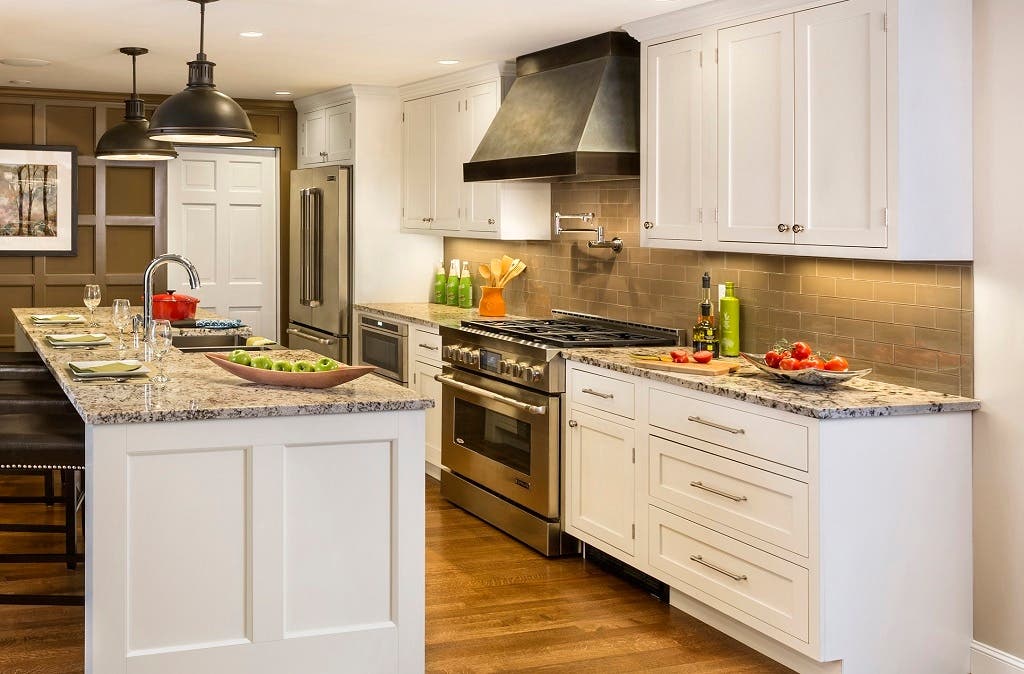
[0,474,792,673]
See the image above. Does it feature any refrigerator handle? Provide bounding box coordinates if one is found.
[299,187,324,308]
[311,187,323,308]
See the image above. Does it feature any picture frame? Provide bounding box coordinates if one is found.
[0,144,78,256]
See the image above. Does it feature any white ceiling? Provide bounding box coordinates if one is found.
[0,0,705,101]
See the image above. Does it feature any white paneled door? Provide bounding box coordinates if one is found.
[168,147,280,340]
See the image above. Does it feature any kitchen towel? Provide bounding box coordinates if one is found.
[194,319,244,329]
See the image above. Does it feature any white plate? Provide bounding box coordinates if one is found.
[46,333,112,347]
[67,359,149,378]
[31,313,85,323]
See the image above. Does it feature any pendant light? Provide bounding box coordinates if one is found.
[148,0,256,144]
[95,48,178,161]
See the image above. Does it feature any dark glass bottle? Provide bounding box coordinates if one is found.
[692,271,720,356]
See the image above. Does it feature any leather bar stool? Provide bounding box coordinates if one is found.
[0,411,85,606]
[0,352,50,382]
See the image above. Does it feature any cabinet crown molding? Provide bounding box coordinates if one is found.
[295,84,398,113]
[400,61,514,102]
[626,0,835,42]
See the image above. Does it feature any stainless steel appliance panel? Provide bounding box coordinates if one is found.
[286,322,345,360]
[356,314,408,383]
[438,368,560,519]
[289,167,350,339]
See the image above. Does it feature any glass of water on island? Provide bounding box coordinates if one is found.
[147,319,173,383]
[111,299,132,352]
[83,284,101,326]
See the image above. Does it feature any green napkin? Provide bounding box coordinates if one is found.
[69,361,142,374]
[32,314,83,322]
[49,334,107,343]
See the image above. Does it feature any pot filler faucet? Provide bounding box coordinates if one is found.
[553,212,623,253]
[140,254,202,334]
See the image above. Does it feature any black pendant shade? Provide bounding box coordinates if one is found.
[95,48,178,161]
[148,0,255,144]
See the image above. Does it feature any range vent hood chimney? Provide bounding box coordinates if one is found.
[463,32,640,183]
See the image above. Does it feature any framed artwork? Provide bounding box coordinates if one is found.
[0,144,78,256]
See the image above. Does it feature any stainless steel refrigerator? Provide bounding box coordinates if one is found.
[287,166,352,361]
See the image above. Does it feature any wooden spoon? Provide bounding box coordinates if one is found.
[490,258,502,281]
[501,255,514,277]
[478,264,492,282]
[502,260,526,286]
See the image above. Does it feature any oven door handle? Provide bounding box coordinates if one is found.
[435,374,548,416]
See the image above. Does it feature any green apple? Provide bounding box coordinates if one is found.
[294,360,316,373]
[315,356,340,372]
[249,355,274,370]
[227,349,251,366]
[272,360,293,372]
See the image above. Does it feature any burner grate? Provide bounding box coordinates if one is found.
[461,318,676,349]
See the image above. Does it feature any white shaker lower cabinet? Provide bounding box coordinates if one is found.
[563,361,973,674]
[409,325,444,475]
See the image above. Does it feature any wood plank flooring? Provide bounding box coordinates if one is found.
[0,474,793,673]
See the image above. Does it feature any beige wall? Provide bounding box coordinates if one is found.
[447,181,973,396]
[973,0,1024,659]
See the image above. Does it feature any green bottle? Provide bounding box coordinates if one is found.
[458,261,473,309]
[432,258,447,304]
[445,259,460,306]
[719,281,740,356]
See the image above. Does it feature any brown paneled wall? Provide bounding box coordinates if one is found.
[445,180,974,396]
[0,87,296,347]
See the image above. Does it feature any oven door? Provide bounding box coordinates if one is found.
[438,368,560,519]
[357,320,406,383]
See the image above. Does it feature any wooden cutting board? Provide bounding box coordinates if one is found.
[628,356,740,377]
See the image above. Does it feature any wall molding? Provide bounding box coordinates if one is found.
[973,642,1024,674]
[398,61,514,102]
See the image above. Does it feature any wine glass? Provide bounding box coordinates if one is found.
[111,299,132,352]
[147,319,172,383]
[83,284,101,327]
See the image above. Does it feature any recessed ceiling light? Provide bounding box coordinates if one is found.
[274,91,291,96]
[239,31,263,38]
[9,80,31,85]
[438,59,460,66]
[0,57,52,67]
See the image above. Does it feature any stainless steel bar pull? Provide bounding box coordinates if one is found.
[582,388,614,399]
[299,187,324,308]
[687,416,745,435]
[689,555,748,581]
[690,481,747,502]
[434,374,547,416]
[287,327,333,346]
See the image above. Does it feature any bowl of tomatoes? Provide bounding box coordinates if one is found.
[740,341,871,386]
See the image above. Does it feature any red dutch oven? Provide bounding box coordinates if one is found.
[151,290,199,321]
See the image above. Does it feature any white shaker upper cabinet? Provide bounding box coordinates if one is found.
[401,97,432,231]
[298,108,326,166]
[717,15,795,245]
[643,35,705,243]
[325,101,354,164]
[431,90,465,234]
[794,0,887,248]
[462,81,501,234]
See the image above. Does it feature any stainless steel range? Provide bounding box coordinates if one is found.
[437,310,681,556]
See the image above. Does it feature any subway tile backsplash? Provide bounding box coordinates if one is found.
[444,180,973,396]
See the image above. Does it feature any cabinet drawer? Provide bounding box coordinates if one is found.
[649,388,808,471]
[649,506,809,642]
[570,368,636,420]
[650,436,809,556]
[412,328,442,364]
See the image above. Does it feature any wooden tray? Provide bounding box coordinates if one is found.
[206,353,376,389]
[628,355,740,377]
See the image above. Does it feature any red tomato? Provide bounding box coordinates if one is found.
[778,357,799,371]
[692,350,713,364]
[804,355,826,370]
[764,350,783,368]
[791,341,813,361]
[671,350,690,364]
[824,356,849,372]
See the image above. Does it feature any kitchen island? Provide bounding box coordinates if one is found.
[12,308,431,674]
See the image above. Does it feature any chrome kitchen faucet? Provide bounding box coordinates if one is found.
[140,254,202,335]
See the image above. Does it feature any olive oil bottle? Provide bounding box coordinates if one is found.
[692,271,720,356]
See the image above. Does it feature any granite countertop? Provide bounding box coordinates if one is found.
[13,308,433,425]
[564,347,981,420]
[13,307,254,339]
[354,302,532,329]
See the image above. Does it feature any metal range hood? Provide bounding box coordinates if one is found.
[463,32,640,183]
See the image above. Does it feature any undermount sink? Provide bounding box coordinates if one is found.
[171,334,279,353]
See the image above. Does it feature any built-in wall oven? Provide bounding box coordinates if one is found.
[355,314,407,383]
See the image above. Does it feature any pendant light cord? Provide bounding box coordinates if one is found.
[198,0,206,57]
[131,54,138,98]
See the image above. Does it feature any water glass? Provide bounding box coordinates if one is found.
[111,299,132,351]
[84,284,101,326]
[147,319,172,383]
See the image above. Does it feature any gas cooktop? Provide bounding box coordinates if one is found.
[460,317,677,349]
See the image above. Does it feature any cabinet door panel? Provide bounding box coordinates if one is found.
[299,109,325,167]
[645,35,703,242]
[413,361,443,469]
[566,408,635,556]
[401,98,432,230]
[463,82,501,233]
[326,102,354,163]
[718,16,795,244]
[795,0,887,248]
[431,90,464,233]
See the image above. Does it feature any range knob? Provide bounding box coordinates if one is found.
[528,367,543,383]
[442,345,453,359]
[511,362,524,377]
[499,359,515,374]
[466,350,479,366]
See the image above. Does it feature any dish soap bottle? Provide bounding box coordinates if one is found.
[692,271,720,357]
[458,261,473,309]
[719,281,740,356]
[445,259,460,306]
[432,258,447,304]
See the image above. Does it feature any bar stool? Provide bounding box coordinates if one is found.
[0,351,51,382]
[0,412,85,606]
